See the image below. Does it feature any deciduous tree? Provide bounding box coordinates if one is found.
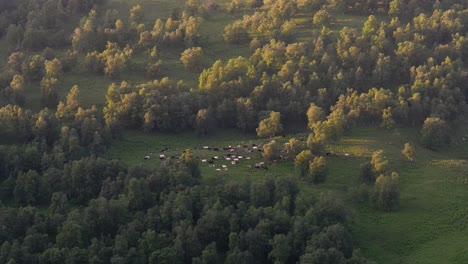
[420,117,450,150]
[257,111,283,138]
[401,143,414,161]
[371,172,400,211]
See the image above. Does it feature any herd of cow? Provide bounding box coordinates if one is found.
[143,143,269,171]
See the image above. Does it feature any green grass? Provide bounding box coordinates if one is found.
[105,129,298,184]
[107,126,468,264]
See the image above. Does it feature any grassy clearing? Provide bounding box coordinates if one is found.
[105,129,298,184]
[107,126,468,263]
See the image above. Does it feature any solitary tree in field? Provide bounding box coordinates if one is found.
[257,111,283,138]
[180,47,203,71]
[401,143,414,161]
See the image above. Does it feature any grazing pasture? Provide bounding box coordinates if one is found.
[107,126,468,264]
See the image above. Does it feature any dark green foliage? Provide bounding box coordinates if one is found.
[295,150,313,179]
[195,109,214,136]
[0,0,466,263]
[359,162,375,185]
[0,154,365,263]
[308,156,328,184]
[420,117,451,150]
[371,173,400,212]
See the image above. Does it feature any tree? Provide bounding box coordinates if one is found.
[44,58,63,79]
[228,0,244,15]
[269,234,290,264]
[22,55,45,81]
[307,134,325,155]
[295,150,313,178]
[401,143,414,161]
[180,149,201,180]
[313,10,330,27]
[307,103,325,130]
[313,108,346,142]
[5,74,25,106]
[371,172,400,211]
[146,60,162,78]
[49,192,69,215]
[127,178,149,210]
[250,0,264,8]
[308,156,328,184]
[130,5,144,24]
[195,109,213,136]
[10,74,24,91]
[7,52,25,73]
[257,111,283,138]
[360,162,375,185]
[56,220,85,248]
[40,78,59,108]
[6,24,23,49]
[381,107,395,130]
[236,98,257,133]
[371,150,388,175]
[200,242,218,264]
[224,22,250,45]
[263,140,279,162]
[84,51,105,74]
[14,170,42,205]
[284,138,304,160]
[180,47,203,71]
[420,117,450,150]
[56,85,80,120]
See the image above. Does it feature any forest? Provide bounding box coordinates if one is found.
[0,0,467,263]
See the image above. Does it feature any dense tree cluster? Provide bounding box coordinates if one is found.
[0,0,466,262]
[0,0,107,51]
[103,78,196,134]
[357,150,400,211]
[0,149,370,264]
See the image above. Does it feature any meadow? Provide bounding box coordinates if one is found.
[51,0,468,261]
[3,0,467,262]
[107,125,468,264]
